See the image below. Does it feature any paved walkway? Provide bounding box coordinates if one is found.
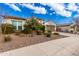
[0,32,79,56]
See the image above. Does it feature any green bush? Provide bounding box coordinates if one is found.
[35,25,45,32]
[22,24,32,34]
[23,18,45,35]
[4,35,11,42]
[22,28,32,34]
[1,24,15,34]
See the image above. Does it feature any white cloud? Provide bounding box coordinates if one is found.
[41,3,72,17]
[50,12,55,15]
[4,3,79,17]
[67,4,79,13]
[67,3,78,11]
[20,3,47,14]
[57,10,71,17]
[40,3,47,6]
[5,3,21,12]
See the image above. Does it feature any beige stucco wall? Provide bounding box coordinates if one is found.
[2,19,26,25]
[59,26,74,32]
[2,19,13,24]
[2,19,26,30]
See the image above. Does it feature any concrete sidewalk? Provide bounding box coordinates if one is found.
[0,32,79,56]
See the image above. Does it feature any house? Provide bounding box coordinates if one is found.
[57,24,75,33]
[1,15,26,30]
[70,23,79,33]
[0,15,57,32]
[0,15,45,31]
[44,20,57,31]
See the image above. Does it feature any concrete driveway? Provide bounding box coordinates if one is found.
[0,32,79,56]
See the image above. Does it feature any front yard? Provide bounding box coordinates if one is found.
[0,18,68,53]
[0,33,67,53]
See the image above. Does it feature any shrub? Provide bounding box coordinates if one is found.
[15,30,21,35]
[1,24,15,34]
[36,30,42,35]
[23,18,45,35]
[4,35,11,42]
[46,30,52,37]
[35,25,45,32]
[53,32,59,35]
[22,28,32,34]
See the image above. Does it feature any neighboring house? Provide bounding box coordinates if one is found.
[44,21,57,31]
[58,24,71,32]
[1,15,26,30]
[58,24,75,33]
[70,23,79,33]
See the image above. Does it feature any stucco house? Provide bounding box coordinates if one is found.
[0,15,58,32]
[57,24,75,33]
[44,21,57,31]
[0,16,45,31]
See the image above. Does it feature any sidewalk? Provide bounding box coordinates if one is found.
[0,32,79,56]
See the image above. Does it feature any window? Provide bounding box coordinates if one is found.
[12,20,23,30]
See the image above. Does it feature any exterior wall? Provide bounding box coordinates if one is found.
[58,25,74,32]
[45,25,55,31]
[2,19,13,24]
[2,19,26,30]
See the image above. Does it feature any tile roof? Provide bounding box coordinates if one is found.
[0,15,26,20]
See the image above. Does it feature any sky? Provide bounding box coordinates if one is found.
[0,3,79,25]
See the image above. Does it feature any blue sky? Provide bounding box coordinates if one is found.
[0,3,79,25]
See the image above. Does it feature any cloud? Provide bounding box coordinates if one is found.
[67,3,78,11]
[40,3,47,6]
[4,3,79,17]
[41,3,72,17]
[4,3,21,12]
[49,12,56,15]
[57,10,71,17]
[20,3,47,14]
[67,3,79,14]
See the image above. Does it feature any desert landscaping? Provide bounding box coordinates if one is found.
[0,33,66,53]
[0,16,67,53]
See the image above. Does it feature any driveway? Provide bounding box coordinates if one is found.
[0,32,79,56]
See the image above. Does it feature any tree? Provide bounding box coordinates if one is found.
[0,7,12,42]
[0,7,9,34]
[1,24,15,34]
[23,17,45,36]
